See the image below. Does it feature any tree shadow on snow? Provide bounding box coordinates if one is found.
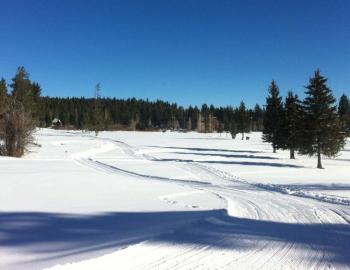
[179,137,233,141]
[157,158,303,168]
[279,183,350,192]
[147,146,264,154]
[171,151,278,160]
[0,210,349,268]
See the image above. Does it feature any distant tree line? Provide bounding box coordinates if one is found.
[262,69,348,169]
[36,94,265,136]
[0,67,264,156]
[1,67,349,165]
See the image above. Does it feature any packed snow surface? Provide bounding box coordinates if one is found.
[1,129,350,269]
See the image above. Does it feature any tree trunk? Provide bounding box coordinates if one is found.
[317,145,323,169]
[241,132,244,140]
[290,148,295,159]
[273,144,276,153]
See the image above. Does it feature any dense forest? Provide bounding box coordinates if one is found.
[38,96,264,134]
[1,67,349,168]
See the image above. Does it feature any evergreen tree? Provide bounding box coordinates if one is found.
[300,70,345,169]
[0,78,7,115]
[230,121,237,139]
[338,94,350,117]
[201,104,210,132]
[281,91,302,159]
[338,94,350,135]
[186,117,192,130]
[10,67,34,113]
[0,78,8,154]
[36,95,267,134]
[262,80,284,153]
[31,82,42,120]
[252,104,264,131]
[237,101,249,140]
[197,111,203,132]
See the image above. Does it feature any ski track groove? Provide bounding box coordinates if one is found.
[66,131,350,270]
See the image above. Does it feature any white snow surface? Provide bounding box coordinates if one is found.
[1,129,350,270]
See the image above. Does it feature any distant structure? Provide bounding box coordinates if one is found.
[51,118,62,128]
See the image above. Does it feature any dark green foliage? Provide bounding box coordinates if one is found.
[299,70,345,169]
[201,104,210,132]
[280,91,302,159]
[251,104,264,131]
[90,83,104,135]
[230,121,237,139]
[262,80,284,153]
[237,101,250,140]
[35,96,262,134]
[9,67,42,121]
[31,82,42,120]
[0,78,8,154]
[10,67,34,113]
[2,70,264,141]
[338,94,350,116]
[338,94,350,135]
[0,78,7,115]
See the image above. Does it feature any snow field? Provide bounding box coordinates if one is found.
[1,129,349,269]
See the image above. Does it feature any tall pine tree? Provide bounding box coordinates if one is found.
[252,104,264,131]
[10,67,34,113]
[338,94,350,135]
[31,82,42,120]
[300,70,345,169]
[262,80,284,153]
[237,101,249,140]
[0,78,7,115]
[281,91,302,159]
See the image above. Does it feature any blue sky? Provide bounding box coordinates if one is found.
[0,0,349,107]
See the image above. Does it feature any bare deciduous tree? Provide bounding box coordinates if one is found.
[0,97,34,157]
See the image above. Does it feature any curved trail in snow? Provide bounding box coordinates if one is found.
[65,133,350,270]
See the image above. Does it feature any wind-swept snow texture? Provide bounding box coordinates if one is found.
[1,129,350,270]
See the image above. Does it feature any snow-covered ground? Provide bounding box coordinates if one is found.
[1,129,350,270]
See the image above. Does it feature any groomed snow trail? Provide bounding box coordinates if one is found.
[50,131,350,270]
[1,130,349,270]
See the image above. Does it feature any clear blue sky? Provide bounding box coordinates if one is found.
[1,0,349,107]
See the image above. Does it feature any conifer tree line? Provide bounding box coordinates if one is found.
[262,69,347,169]
[36,97,264,135]
[1,67,349,164]
[0,67,263,157]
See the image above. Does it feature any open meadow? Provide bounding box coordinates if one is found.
[1,129,349,269]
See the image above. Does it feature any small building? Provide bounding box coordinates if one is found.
[51,118,62,128]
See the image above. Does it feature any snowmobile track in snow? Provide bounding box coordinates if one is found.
[70,133,350,270]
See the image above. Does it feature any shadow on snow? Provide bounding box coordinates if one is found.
[147,146,264,154]
[278,183,350,192]
[157,158,303,168]
[0,210,349,267]
[171,151,278,160]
